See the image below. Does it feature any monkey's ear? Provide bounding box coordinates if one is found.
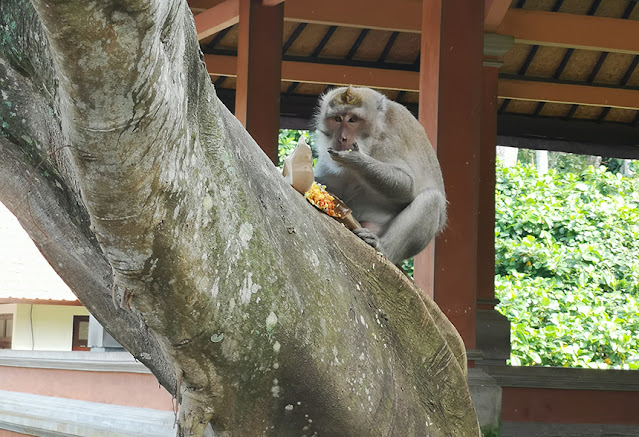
[376,94,388,113]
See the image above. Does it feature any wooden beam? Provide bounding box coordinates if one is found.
[484,0,512,32]
[217,91,639,155]
[498,9,639,55]
[194,0,239,41]
[499,135,639,159]
[203,54,421,90]
[194,0,420,38]
[283,0,421,33]
[498,114,639,150]
[413,0,442,299]
[203,54,237,76]
[499,78,639,110]
[281,61,418,91]
[189,0,230,10]
[205,54,639,110]
[193,1,639,52]
[476,64,499,306]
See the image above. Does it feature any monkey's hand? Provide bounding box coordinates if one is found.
[327,143,362,165]
[353,227,381,251]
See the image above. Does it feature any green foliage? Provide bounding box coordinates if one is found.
[401,257,414,277]
[495,162,639,369]
[278,129,315,168]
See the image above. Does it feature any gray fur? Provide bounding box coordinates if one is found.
[314,87,447,265]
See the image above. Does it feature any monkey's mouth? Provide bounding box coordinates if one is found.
[334,142,359,152]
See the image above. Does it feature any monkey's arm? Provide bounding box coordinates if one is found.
[328,149,415,202]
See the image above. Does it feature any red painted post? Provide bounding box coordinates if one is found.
[235,0,283,164]
[416,0,484,350]
[477,64,498,307]
[413,0,442,300]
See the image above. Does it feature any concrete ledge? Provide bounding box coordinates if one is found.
[502,421,639,437]
[467,368,502,436]
[0,350,150,373]
[479,364,639,392]
[0,390,174,437]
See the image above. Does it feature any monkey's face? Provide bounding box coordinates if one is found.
[324,111,366,151]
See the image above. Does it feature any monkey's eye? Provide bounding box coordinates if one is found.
[348,116,359,123]
[333,116,342,122]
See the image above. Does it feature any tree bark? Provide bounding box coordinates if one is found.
[496,145,518,167]
[535,150,548,175]
[0,1,480,436]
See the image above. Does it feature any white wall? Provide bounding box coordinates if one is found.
[0,304,17,319]
[12,304,89,351]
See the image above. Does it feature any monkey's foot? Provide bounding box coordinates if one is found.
[353,228,381,250]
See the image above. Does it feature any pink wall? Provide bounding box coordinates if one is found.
[0,430,30,437]
[0,366,174,411]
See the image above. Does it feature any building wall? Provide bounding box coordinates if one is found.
[0,350,175,436]
[0,304,17,315]
[0,366,173,411]
[0,429,26,437]
[11,304,89,351]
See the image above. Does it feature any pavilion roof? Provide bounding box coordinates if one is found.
[189,0,639,154]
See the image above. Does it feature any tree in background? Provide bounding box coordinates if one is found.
[495,161,639,369]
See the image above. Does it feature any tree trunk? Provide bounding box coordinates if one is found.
[0,1,480,436]
[496,145,518,167]
[535,150,548,175]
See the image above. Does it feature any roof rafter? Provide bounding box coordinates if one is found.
[205,54,639,110]
[499,79,639,111]
[204,54,419,90]
[194,0,421,40]
[484,0,511,32]
[283,0,421,33]
[497,9,639,55]
[194,0,239,41]
[194,0,639,57]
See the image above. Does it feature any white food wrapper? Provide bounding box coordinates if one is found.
[281,136,360,230]
[282,136,314,194]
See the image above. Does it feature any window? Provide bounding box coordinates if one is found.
[72,315,90,351]
[0,314,13,349]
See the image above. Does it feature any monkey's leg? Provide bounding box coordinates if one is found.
[378,188,446,265]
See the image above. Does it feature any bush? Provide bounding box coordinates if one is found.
[495,163,639,369]
[278,129,314,168]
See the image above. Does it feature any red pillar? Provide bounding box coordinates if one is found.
[475,36,514,366]
[236,0,283,164]
[413,0,442,300]
[416,1,484,350]
[477,63,498,307]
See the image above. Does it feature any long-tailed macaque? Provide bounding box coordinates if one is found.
[313,86,446,265]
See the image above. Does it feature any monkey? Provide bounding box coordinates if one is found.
[313,86,446,265]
